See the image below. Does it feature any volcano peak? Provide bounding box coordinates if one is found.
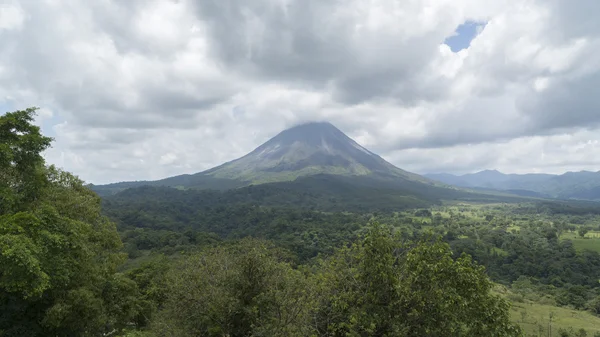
[202,122,423,184]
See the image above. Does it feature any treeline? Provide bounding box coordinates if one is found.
[403,205,600,313]
[102,185,386,261]
[514,200,600,216]
[101,176,437,215]
[107,197,366,261]
[448,224,600,310]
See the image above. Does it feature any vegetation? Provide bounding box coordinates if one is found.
[106,196,600,335]
[507,298,600,336]
[312,225,521,336]
[136,225,521,337]
[0,109,135,336]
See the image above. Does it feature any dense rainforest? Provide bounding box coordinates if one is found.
[3,108,600,336]
[105,186,600,309]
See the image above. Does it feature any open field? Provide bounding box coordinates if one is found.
[509,301,600,336]
[493,283,600,335]
[560,231,600,253]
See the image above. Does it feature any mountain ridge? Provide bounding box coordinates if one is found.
[425,169,600,200]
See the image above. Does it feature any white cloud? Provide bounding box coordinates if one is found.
[2,0,600,183]
[389,129,600,175]
[0,2,25,31]
[159,153,178,166]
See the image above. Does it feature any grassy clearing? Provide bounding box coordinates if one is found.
[494,285,600,336]
[509,301,600,336]
[560,231,600,253]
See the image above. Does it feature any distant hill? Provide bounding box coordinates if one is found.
[102,173,531,223]
[92,122,438,196]
[425,170,600,200]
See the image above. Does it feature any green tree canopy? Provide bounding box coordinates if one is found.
[151,238,315,337]
[0,107,52,214]
[0,108,136,336]
[314,223,523,337]
[149,223,522,337]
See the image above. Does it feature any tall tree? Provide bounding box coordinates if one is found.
[0,107,52,214]
[314,223,523,337]
[0,108,137,336]
[152,238,315,337]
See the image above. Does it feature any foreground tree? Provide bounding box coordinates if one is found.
[0,108,52,214]
[0,108,137,336]
[151,239,315,337]
[314,223,523,337]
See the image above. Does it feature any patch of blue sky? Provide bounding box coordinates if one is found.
[444,20,487,52]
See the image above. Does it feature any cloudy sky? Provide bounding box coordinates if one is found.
[2,0,600,184]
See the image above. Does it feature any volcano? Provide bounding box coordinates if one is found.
[91,122,438,194]
[202,122,427,183]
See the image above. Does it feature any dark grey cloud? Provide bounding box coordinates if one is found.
[519,73,600,132]
[83,1,193,57]
[192,0,458,105]
[548,0,600,40]
[0,1,235,130]
[193,0,349,79]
